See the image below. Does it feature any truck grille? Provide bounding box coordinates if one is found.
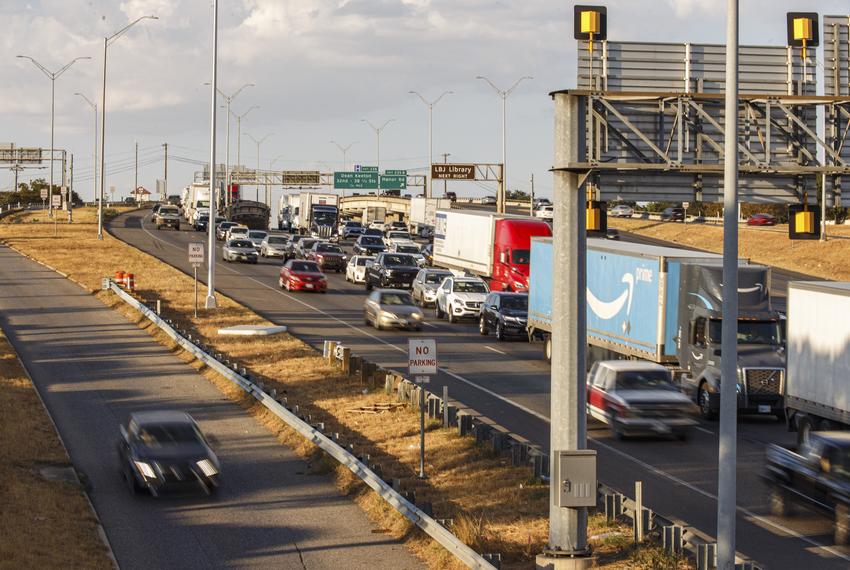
[744,369,782,396]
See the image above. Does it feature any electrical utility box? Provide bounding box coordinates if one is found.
[554,449,597,508]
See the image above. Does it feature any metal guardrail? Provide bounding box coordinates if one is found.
[106,280,496,570]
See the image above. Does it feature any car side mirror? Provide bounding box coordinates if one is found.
[119,425,129,442]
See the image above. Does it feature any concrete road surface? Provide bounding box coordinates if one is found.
[106,208,850,569]
[0,245,420,570]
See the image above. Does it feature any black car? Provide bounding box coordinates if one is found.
[353,235,387,256]
[660,207,685,222]
[283,234,303,261]
[195,214,224,232]
[117,410,220,496]
[365,253,420,290]
[479,292,529,340]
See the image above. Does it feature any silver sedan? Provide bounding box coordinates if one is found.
[363,289,424,331]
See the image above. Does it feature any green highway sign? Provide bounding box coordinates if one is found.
[379,175,407,190]
[385,169,407,176]
[356,165,378,172]
[334,171,378,189]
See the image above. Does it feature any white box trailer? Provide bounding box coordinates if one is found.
[185,183,211,223]
[409,197,452,236]
[786,281,850,440]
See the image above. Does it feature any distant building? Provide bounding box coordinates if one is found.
[131,186,151,203]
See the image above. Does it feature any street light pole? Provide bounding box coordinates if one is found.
[476,75,532,213]
[244,133,272,202]
[205,82,254,209]
[95,14,158,241]
[409,90,452,198]
[205,0,219,309]
[231,105,259,189]
[330,141,357,171]
[362,119,395,175]
[17,55,90,219]
[74,92,98,204]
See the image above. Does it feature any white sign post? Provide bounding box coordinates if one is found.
[409,339,437,478]
[188,243,205,317]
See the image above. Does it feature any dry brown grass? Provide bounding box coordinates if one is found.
[0,328,112,569]
[0,207,693,569]
[609,217,850,281]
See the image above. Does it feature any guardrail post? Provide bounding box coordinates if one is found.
[458,413,472,436]
[634,481,644,542]
[510,441,528,466]
[442,385,449,427]
[663,525,683,555]
[327,341,337,365]
[483,553,502,569]
[697,543,717,570]
[604,493,623,521]
[341,347,351,375]
[384,374,393,395]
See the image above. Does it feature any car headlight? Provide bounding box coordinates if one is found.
[134,460,156,479]
[380,311,398,320]
[196,458,218,477]
[290,275,302,282]
[411,312,423,320]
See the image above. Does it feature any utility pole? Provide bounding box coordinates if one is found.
[134,141,138,194]
[476,75,533,214]
[205,0,219,310]
[68,153,74,222]
[162,143,168,201]
[717,1,739,568]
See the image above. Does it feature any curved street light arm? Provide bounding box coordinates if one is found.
[75,92,97,109]
[505,76,533,97]
[432,90,454,106]
[476,75,503,96]
[107,15,158,46]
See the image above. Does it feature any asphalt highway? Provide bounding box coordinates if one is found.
[108,209,849,568]
[0,245,419,570]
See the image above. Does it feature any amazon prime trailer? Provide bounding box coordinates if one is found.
[528,237,785,418]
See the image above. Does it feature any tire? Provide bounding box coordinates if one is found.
[447,305,456,323]
[365,280,373,291]
[797,416,814,447]
[698,384,717,420]
[373,316,382,330]
[479,317,489,336]
[175,224,180,231]
[435,302,444,319]
[769,486,793,517]
[544,336,552,362]
[495,322,505,341]
[836,503,850,545]
[364,312,370,326]
[611,414,626,440]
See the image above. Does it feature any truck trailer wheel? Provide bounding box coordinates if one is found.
[698,384,718,421]
[796,417,814,447]
[769,487,793,517]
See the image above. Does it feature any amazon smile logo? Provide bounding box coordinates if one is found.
[587,273,635,320]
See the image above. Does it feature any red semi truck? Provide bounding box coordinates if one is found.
[432,209,552,291]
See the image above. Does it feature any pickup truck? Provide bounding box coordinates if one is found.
[764,432,850,544]
[154,206,181,230]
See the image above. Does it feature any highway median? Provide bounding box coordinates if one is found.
[1,207,692,569]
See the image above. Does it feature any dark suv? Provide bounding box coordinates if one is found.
[479,292,529,340]
[365,253,420,290]
[307,241,346,272]
[661,207,685,222]
[353,234,387,256]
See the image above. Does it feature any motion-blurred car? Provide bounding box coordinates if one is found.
[609,205,634,218]
[586,360,697,440]
[294,238,319,259]
[660,207,685,222]
[434,276,490,323]
[222,239,258,263]
[412,268,453,306]
[353,235,387,256]
[368,221,386,232]
[260,235,289,258]
[481,196,497,205]
[421,243,434,265]
[345,255,374,284]
[363,289,424,331]
[216,221,238,241]
[279,259,327,293]
[478,292,529,340]
[307,241,346,272]
[194,213,224,232]
[117,410,220,496]
[386,221,407,233]
[247,230,268,250]
[282,234,302,261]
[747,213,776,226]
[384,230,412,247]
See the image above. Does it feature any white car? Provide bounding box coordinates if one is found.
[222,238,258,263]
[609,205,634,218]
[391,241,426,266]
[384,230,413,247]
[368,220,386,232]
[534,205,554,220]
[260,235,288,258]
[434,276,490,323]
[247,230,268,250]
[345,255,374,284]
[225,225,249,241]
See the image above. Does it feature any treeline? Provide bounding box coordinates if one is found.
[1,178,82,207]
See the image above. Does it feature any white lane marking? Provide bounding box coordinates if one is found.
[485,345,508,356]
[129,213,850,562]
[423,322,439,329]
[695,426,715,435]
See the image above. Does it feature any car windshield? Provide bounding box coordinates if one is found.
[364,229,383,236]
[615,370,676,391]
[301,240,317,249]
[397,245,419,254]
[291,261,320,272]
[268,236,286,244]
[361,236,383,245]
[500,296,528,310]
[381,292,414,305]
[196,200,210,208]
[220,222,236,229]
[383,254,416,267]
[159,208,178,215]
[230,228,247,235]
[248,231,267,239]
[137,423,200,447]
[709,319,783,345]
[316,244,342,253]
[346,221,362,228]
[389,232,409,239]
[289,235,302,243]
[356,257,373,266]
[231,240,254,248]
[512,249,530,264]
[425,272,450,284]
[455,280,488,293]
[314,211,337,225]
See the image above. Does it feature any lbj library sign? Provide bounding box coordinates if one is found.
[431,163,475,180]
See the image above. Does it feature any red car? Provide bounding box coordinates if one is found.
[279,260,327,293]
[747,213,776,226]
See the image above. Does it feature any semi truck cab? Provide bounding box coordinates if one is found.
[491,218,550,292]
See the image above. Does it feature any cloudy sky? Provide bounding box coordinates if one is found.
[2,0,848,204]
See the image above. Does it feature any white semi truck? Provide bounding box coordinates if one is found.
[409,197,452,237]
[786,281,850,443]
[183,183,211,224]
